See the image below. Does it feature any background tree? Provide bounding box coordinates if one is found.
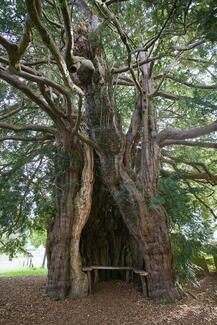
[0,0,217,303]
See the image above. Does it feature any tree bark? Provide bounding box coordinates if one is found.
[108,175,181,302]
[137,206,180,302]
[46,139,93,300]
[69,143,93,298]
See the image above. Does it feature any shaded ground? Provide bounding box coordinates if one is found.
[0,274,217,324]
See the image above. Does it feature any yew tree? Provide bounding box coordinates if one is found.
[0,0,217,303]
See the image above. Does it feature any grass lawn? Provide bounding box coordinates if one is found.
[0,267,47,278]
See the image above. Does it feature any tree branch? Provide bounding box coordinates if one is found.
[0,135,54,142]
[154,73,217,90]
[0,100,25,121]
[38,84,67,131]
[125,98,142,168]
[42,10,63,29]
[0,15,32,69]
[185,181,217,219]
[162,152,217,186]
[23,59,56,66]
[0,66,59,124]
[17,16,33,62]
[59,0,74,67]
[17,69,73,117]
[173,39,204,51]
[150,51,183,97]
[106,0,129,5]
[112,56,161,74]
[77,132,101,152]
[0,35,18,57]
[115,80,134,86]
[72,96,83,134]
[0,56,42,76]
[162,153,212,176]
[156,120,217,144]
[181,172,217,184]
[132,0,179,53]
[180,57,211,64]
[160,140,217,148]
[155,90,179,100]
[161,169,217,184]
[25,0,84,96]
[0,122,56,134]
[98,1,142,92]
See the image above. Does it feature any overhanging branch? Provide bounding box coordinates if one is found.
[0,56,42,76]
[155,91,179,100]
[173,39,204,51]
[160,139,217,148]
[0,135,54,142]
[154,73,217,90]
[161,169,217,184]
[185,181,217,218]
[0,122,56,134]
[156,120,217,144]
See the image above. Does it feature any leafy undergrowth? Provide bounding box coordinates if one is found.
[0,267,47,278]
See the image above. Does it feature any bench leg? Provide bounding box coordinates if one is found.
[126,270,130,282]
[94,269,99,284]
[140,276,147,296]
[87,271,92,294]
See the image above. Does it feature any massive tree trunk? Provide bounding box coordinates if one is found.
[67,16,181,302]
[84,77,181,302]
[46,137,93,300]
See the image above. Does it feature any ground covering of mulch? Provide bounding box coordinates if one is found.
[0,274,217,325]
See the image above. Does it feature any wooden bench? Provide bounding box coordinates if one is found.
[82,266,133,294]
[82,266,149,295]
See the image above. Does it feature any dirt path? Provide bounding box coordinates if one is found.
[0,274,216,324]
